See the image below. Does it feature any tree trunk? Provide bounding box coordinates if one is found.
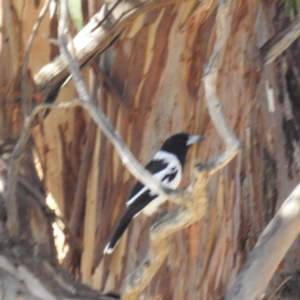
[1,0,300,299]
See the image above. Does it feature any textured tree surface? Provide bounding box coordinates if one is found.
[1,0,300,299]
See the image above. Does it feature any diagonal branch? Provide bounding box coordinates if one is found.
[0,253,119,300]
[122,186,207,300]
[224,183,300,300]
[260,16,300,65]
[34,0,181,104]
[5,99,81,238]
[57,0,191,208]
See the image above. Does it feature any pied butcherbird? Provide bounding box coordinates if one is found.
[104,133,204,254]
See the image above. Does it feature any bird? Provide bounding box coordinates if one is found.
[103,133,204,254]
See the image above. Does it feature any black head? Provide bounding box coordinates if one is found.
[160,133,204,167]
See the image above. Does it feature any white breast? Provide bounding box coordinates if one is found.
[142,151,182,215]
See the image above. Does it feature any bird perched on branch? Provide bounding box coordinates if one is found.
[103,133,204,254]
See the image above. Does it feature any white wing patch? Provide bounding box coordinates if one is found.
[126,151,182,215]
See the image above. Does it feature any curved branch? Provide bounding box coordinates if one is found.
[5,96,80,239]
[199,0,242,177]
[196,72,242,176]
[123,189,207,299]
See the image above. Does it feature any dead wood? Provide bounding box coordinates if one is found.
[260,16,300,65]
[34,0,181,105]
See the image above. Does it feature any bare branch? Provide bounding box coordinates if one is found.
[225,184,300,300]
[122,186,207,299]
[0,253,119,300]
[5,99,80,238]
[34,0,181,103]
[57,0,191,209]
[199,0,242,177]
[260,16,300,65]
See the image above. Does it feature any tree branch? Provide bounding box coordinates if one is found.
[224,184,300,300]
[5,100,80,238]
[34,0,181,104]
[0,253,119,300]
[199,0,242,177]
[122,186,207,300]
[260,16,300,65]
[57,0,192,208]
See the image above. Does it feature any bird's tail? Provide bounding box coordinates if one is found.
[103,209,135,254]
[104,197,154,254]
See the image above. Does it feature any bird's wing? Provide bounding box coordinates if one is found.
[126,152,181,206]
[126,159,168,205]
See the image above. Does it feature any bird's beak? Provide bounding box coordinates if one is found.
[187,135,205,146]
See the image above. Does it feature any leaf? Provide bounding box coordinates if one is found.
[67,0,83,31]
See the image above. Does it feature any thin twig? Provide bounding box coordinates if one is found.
[5,100,81,238]
[91,0,123,32]
[91,62,131,108]
[266,275,293,300]
[6,0,51,238]
[21,0,51,116]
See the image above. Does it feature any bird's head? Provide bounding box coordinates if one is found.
[160,133,204,166]
[161,133,204,150]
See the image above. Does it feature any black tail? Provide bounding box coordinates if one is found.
[103,210,135,254]
[103,195,154,254]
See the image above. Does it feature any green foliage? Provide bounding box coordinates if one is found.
[67,0,83,31]
[296,0,300,13]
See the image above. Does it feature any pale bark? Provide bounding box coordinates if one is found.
[225,183,300,300]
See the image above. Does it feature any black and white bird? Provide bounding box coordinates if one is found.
[103,133,204,254]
